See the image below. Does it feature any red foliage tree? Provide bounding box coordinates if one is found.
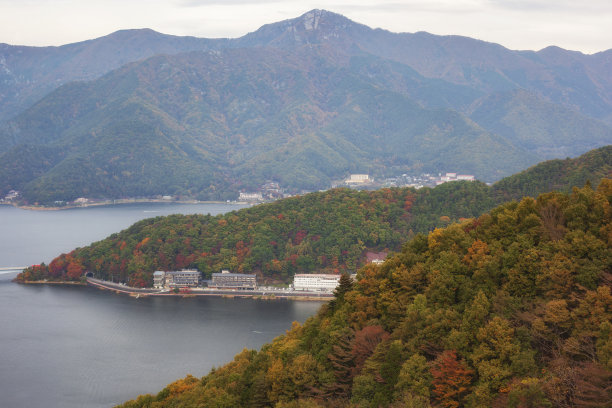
[573,362,612,408]
[351,325,390,376]
[48,256,68,278]
[66,260,84,280]
[430,350,474,408]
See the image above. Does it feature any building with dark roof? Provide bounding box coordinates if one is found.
[210,270,257,290]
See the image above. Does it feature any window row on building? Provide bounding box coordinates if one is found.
[293,274,342,292]
[209,270,257,290]
[153,269,201,289]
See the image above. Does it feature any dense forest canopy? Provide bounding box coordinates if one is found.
[492,145,612,201]
[117,180,612,407]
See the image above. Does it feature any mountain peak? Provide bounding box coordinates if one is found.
[238,9,363,48]
[296,9,347,31]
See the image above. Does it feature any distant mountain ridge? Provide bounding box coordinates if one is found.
[2,10,611,122]
[1,9,611,203]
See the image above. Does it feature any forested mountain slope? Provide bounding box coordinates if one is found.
[0,47,532,204]
[469,90,612,159]
[239,11,612,124]
[0,29,220,121]
[118,181,612,407]
[492,145,612,202]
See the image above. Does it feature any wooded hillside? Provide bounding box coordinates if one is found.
[16,183,493,286]
[117,180,612,407]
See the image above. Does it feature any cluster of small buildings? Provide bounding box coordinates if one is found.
[238,181,291,203]
[0,190,19,203]
[151,268,360,293]
[238,192,264,202]
[435,172,475,185]
[151,250,391,293]
[380,172,476,189]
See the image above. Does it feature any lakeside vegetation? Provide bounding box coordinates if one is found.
[117,181,612,407]
[15,183,493,286]
[16,145,611,287]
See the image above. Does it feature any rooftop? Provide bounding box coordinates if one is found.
[212,272,256,278]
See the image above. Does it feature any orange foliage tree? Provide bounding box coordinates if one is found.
[431,350,474,408]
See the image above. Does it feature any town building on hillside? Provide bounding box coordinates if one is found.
[293,274,342,292]
[210,270,257,290]
[239,192,263,202]
[436,172,475,185]
[1,190,20,202]
[345,174,371,184]
[153,269,201,289]
[365,251,388,265]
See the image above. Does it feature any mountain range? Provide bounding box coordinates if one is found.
[1,10,611,204]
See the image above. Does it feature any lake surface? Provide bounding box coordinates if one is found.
[0,204,325,408]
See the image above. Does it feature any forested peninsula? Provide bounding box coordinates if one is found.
[16,182,493,286]
[16,145,611,287]
[117,180,612,407]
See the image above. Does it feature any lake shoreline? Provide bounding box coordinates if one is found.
[18,280,85,286]
[14,277,332,301]
[86,277,333,301]
[2,199,252,212]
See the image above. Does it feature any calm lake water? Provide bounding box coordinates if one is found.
[0,204,325,408]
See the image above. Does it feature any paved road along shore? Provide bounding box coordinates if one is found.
[86,278,334,300]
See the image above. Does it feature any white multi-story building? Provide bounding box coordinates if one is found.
[239,192,263,202]
[346,174,370,184]
[293,274,341,292]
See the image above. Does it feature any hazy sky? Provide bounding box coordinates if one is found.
[1,0,611,53]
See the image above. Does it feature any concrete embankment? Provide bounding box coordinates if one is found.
[86,278,333,300]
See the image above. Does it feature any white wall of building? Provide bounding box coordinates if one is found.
[293,274,341,292]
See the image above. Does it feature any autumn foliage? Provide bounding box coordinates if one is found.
[18,183,493,285]
[115,180,612,408]
[431,350,473,408]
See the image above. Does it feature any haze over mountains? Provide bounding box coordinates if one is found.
[1,10,611,203]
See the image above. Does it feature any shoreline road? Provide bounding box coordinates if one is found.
[86,277,334,300]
